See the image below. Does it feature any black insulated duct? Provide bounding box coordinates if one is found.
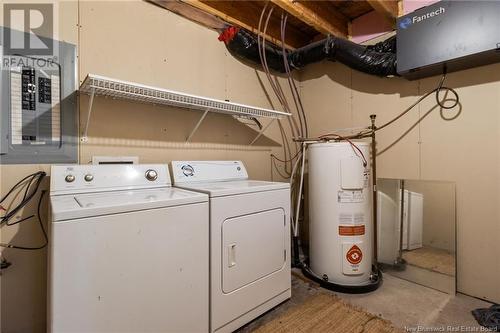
[219,27,397,77]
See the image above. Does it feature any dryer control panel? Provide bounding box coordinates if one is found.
[171,161,248,184]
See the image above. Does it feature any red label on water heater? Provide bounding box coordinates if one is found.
[339,225,365,236]
[346,245,363,265]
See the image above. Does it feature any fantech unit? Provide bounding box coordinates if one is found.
[397,1,500,79]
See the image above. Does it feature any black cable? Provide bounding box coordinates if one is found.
[436,73,459,109]
[1,171,46,226]
[0,172,48,251]
[0,257,11,270]
[0,190,48,250]
[0,172,42,206]
[10,174,40,226]
[294,73,460,143]
[23,175,34,201]
[250,117,263,130]
[5,214,36,226]
[376,73,458,132]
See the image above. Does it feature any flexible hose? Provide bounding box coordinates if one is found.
[376,74,458,132]
[258,4,302,178]
[294,73,459,143]
[289,150,303,237]
[293,143,306,238]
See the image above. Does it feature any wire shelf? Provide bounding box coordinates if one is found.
[80,74,290,119]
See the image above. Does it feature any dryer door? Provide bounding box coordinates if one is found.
[222,209,286,293]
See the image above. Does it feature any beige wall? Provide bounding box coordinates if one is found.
[77,0,296,178]
[300,61,500,303]
[0,1,297,332]
[405,180,456,252]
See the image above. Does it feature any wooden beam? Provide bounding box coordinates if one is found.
[270,0,348,38]
[366,0,400,22]
[147,0,226,31]
[200,1,315,48]
[182,0,300,49]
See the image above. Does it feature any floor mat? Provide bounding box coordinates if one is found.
[251,292,400,333]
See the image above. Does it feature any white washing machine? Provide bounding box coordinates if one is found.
[49,164,209,333]
[170,161,291,333]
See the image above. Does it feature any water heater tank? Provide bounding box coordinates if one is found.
[308,142,373,286]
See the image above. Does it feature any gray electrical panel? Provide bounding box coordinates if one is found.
[0,27,78,164]
[397,1,500,80]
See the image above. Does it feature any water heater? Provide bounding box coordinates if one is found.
[307,142,375,288]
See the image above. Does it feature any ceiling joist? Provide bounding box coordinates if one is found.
[270,0,348,38]
[366,0,400,23]
[150,0,402,50]
[182,0,300,49]
[148,0,226,30]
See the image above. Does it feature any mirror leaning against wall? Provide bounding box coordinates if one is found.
[377,179,456,294]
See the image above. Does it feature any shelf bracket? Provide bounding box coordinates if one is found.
[81,87,96,143]
[186,109,209,143]
[249,118,276,145]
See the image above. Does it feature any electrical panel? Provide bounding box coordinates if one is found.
[10,67,60,144]
[397,1,500,80]
[0,27,78,164]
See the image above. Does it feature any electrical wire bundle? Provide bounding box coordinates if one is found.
[257,4,311,256]
[0,171,48,251]
[257,3,308,181]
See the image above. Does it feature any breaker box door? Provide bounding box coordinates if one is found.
[0,27,77,164]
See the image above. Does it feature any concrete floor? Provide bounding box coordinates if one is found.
[238,269,493,332]
[336,272,491,331]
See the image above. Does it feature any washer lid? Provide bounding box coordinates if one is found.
[176,180,289,197]
[50,187,208,221]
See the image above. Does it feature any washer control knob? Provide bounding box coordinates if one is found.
[65,174,75,183]
[145,169,158,181]
[84,174,94,182]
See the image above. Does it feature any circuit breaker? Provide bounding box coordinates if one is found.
[0,27,78,164]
